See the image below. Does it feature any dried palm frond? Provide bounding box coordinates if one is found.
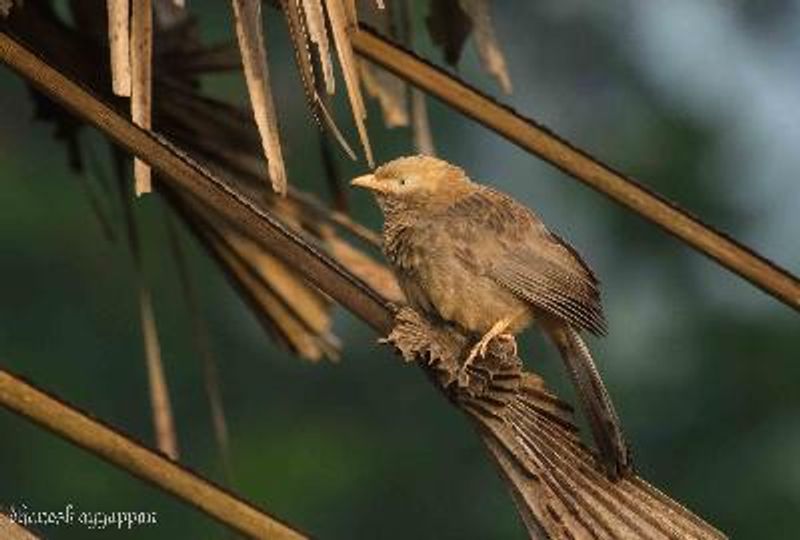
[138,283,180,458]
[169,190,341,362]
[359,59,408,127]
[280,0,321,122]
[106,0,131,96]
[231,0,288,194]
[386,308,725,540]
[459,0,511,93]
[357,1,409,128]
[426,0,512,94]
[144,5,378,361]
[131,0,154,194]
[281,0,357,159]
[302,0,335,94]
[153,81,366,362]
[13,2,361,361]
[325,0,374,166]
[353,0,437,151]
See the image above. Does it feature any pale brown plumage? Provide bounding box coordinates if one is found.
[352,155,630,479]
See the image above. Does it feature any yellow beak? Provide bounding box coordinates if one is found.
[350,173,382,192]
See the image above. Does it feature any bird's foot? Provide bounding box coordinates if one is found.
[495,333,517,356]
[460,331,515,376]
[457,344,481,385]
[462,336,490,371]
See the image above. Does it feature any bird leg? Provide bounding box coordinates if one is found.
[462,314,517,372]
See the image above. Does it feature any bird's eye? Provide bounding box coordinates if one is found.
[398,178,407,186]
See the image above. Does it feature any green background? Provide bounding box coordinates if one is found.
[1,1,798,538]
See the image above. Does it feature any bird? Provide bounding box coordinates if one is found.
[351,155,631,479]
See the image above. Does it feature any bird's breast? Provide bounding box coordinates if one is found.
[382,221,533,335]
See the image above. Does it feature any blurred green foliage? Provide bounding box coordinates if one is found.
[0,2,798,538]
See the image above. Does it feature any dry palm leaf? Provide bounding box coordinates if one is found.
[342,0,357,24]
[356,0,409,129]
[281,0,357,159]
[145,9,384,361]
[426,0,512,94]
[131,0,154,194]
[287,187,381,245]
[150,44,344,361]
[359,59,408,127]
[231,0,288,194]
[221,230,340,361]
[106,0,131,96]
[301,0,335,94]
[139,283,180,459]
[280,0,320,122]
[157,97,389,326]
[324,0,374,167]
[164,183,341,362]
[459,0,512,94]
[152,110,388,362]
[386,308,726,540]
[147,9,385,331]
[156,159,343,362]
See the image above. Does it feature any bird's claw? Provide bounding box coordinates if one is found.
[460,334,494,378]
[497,333,518,357]
[463,338,487,367]
[459,333,518,383]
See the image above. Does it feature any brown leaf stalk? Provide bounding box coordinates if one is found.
[0,513,40,540]
[0,368,306,540]
[131,0,153,195]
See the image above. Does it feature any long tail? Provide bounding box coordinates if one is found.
[551,325,632,479]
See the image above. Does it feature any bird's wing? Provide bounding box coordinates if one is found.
[444,187,607,335]
[441,188,629,477]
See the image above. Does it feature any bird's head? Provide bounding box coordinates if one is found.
[351,155,473,214]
